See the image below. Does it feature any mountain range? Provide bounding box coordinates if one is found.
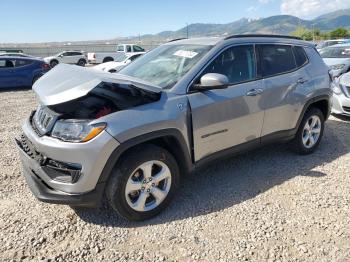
[137,9,350,41]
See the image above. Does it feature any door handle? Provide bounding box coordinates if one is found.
[297,78,308,84]
[246,88,263,96]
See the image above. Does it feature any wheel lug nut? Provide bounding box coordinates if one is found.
[141,187,145,191]
[143,180,146,184]
[147,189,150,193]
[149,178,152,181]
[152,183,155,187]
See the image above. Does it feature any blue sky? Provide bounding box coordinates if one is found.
[1,0,349,43]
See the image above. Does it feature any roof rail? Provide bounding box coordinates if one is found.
[167,38,187,43]
[224,34,302,40]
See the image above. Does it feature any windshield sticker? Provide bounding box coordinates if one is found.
[173,50,198,59]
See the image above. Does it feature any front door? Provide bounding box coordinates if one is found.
[188,45,265,161]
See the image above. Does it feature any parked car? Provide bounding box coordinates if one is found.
[316,39,350,50]
[93,53,144,72]
[43,51,87,68]
[88,44,145,64]
[331,72,350,116]
[319,44,350,77]
[0,56,50,89]
[16,35,331,221]
[0,53,35,58]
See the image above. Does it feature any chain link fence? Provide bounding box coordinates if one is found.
[0,42,162,58]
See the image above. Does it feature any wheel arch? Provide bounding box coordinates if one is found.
[97,129,193,185]
[297,95,331,130]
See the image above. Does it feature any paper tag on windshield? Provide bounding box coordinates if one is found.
[173,50,198,59]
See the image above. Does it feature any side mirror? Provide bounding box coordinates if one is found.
[193,73,229,91]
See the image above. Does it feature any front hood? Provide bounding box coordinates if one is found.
[33,64,161,105]
[323,58,350,66]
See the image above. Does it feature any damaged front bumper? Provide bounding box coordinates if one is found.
[15,117,120,206]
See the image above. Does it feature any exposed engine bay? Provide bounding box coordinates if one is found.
[47,82,161,120]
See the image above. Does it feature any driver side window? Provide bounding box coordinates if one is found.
[202,45,256,84]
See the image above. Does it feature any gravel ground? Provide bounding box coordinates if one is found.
[0,89,349,262]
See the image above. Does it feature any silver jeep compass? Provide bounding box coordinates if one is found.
[16,35,332,221]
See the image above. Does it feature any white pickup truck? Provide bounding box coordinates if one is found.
[88,44,145,64]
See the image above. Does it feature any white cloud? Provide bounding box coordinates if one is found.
[281,0,350,18]
[259,0,272,4]
[246,6,259,12]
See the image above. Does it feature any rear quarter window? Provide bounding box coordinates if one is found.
[15,59,33,67]
[293,46,308,67]
[259,44,297,78]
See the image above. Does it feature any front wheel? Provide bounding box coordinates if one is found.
[291,107,325,154]
[77,59,86,67]
[106,145,180,221]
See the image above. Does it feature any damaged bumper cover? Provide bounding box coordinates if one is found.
[16,137,104,207]
[16,117,120,205]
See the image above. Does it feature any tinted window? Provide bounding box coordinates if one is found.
[126,45,132,52]
[293,46,308,67]
[260,45,296,77]
[117,45,124,52]
[133,45,145,52]
[202,45,256,84]
[15,59,33,67]
[0,59,15,68]
[319,47,350,58]
[130,54,142,61]
[71,52,82,56]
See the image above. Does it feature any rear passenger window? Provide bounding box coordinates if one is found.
[202,45,256,84]
[293,46,308,67]
[15,59,33,67]
[259,45,296,78]
[126,45,132,52]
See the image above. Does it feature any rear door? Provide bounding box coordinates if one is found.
[14,59,35,86]
[188,45,265,161]
[257,44,306,136]
[0,59,17,88]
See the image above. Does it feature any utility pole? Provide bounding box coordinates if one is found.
[312,24,315,42]
[186,23,189,38]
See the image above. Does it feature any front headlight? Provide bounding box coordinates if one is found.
[51,120,106,143]
[331,82,343,95]
[330,64,345,70]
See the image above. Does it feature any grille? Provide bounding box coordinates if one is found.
[32,106,58,135]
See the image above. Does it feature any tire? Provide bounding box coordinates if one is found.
[291,107,325,155]
[103,57,114,63]
[106,144,180,221]
[77,59,86,67]
[50,60,59,68]
[32,75,41,86]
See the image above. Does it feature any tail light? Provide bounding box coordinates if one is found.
[93,54,96,59]
[42,63,50,70]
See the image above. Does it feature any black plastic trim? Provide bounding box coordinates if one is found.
[224,34,302,40]
[97,129,193,185]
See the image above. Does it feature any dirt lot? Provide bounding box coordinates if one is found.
[0,89,349,261]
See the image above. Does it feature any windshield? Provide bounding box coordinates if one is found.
[320,47,350,58]
[119,44,212,89]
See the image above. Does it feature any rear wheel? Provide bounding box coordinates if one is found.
[103,57,114,63]
[106,145,180,221]
[50,60,58,68]
[291,107,325,154]
[32,75,41,86]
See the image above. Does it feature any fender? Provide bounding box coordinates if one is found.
[97,128,193,185]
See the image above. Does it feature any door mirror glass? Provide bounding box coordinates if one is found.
[194,73,229,90]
